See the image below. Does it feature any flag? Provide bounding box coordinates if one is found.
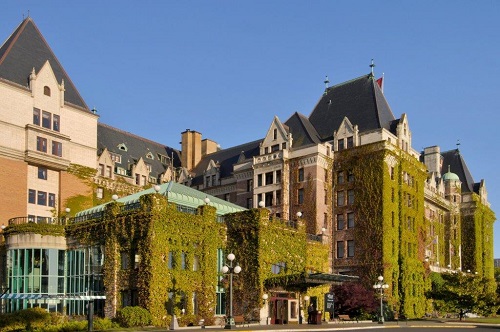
[376,76,384,92]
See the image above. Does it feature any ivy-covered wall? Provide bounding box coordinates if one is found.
[66,193,225,327]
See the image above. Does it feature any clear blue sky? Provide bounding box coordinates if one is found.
[3,1,500,256]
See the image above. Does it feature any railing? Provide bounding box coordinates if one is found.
[307,234,322,242]
[8,216,67,226]
[72,211,104,223]
[269,217,298,229]
[120,202,141,212]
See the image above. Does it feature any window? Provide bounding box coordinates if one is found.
[324,213,328,229]
[110,152,122,164]
[392,211,395,227]
[37,191,47,206]
[338,139,344,151]
[390,167,395,180]
[347,136,354,148]
[53,114,60,132]
[48,193,55,207]
[98,164,105,176]
[337,214,344,230]
[298,188,304,204]
[33,108,40,125]
[36,137,47,152]
[97,187,103,199]
[224,193,230,201]
[146,164,152,172]
[281,142,286,149]
[38,167,47,180]
[391,188,395,202]
[193,255,200,271]
[324,189,328,204]
[42,111,51,129]
[118,143,128,151]
[347,240,355,257]
[276,170,281,183]
[29,189,36,204]
[134,254,141,269]
[337,171,344,184]
[205,176,210,187]
[298,168,304,182]
[247,179,253,192]
[275,190,281,205]
[348,189,354,205]
[337,191,345,206]
[121,252,129,269]
[273,128,278,140]
[181,252,187,270]
[106,166,112,178]
[44,86,51,96]
[52,141,62,157]
[257,174,262,186]
[265,192,273,207]
[336,241,345,258]
[246,198,253,209]
[135,174,140,185]
[348,171,354,182]
[168,251,175,269]
[347,212,355,228]
[271,144,279,152]
[265,172,273,185]
[271,262,286,274]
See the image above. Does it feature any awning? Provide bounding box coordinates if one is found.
[0,293,106,300]
[264,272,359,291]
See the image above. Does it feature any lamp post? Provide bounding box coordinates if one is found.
[304,295,310,324]
[373,276,389,324]
[262,293,269,325]
[221,253,241,329]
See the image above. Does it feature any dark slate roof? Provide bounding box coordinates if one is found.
[308,74,396,141]
[441,149,475,193]
[284,112,321,148]
[97,123,181,179]
[0,18,88,110]
[190,139,262,186]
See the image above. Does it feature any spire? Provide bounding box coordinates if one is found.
[370,59,375,77]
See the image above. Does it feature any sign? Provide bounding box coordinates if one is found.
[324,292,335,316]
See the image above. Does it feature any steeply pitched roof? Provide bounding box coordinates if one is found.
[97,123,181,179]
[284,112,321,148]
[0,18,88,110]
[190,139,261,186]
[308,74,396,141]
[441,149,475,193]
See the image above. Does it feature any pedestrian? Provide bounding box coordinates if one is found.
[307,303,314,324]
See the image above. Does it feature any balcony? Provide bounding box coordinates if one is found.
[8,216,67,226]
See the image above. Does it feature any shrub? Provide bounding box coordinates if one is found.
[57,320,87,332]
[115,306,152,328]
[93,317,120,330]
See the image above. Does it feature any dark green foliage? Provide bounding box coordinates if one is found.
[115,306,152,328]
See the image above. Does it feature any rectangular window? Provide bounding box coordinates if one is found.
[38,167,47,180]
[265,172,273,185]
[276,170,281,183]
[224,193,230,201]
[348,189,354,205]
[336,241,345,258]
[36,136,47,152]
[97,187,103,199]
[246,198,253,209]
[48,193,55,207]
[271,144,279,152]
[338,139,344,151]
[257,174,262,186]
[110,152,122,163]
[273,128,278,140]
[135,174,140,185]
[37,191,47,206]
[347,136,354,148]
[276,190,281,205]
[324,189,328,204]
[193,255,200,271]
[142,175,147,186]
[98,164,104,176]
[106,166,112,178]
[33,108,40,125]
[53,114,60,132]
[121,252,129,270]
[205,176,210,187]
[52,141,62,157]
[281,142,286,149]
[29,189,36,204]
[181,252,187,270]
[298,188,304,204]
[265,192,273,207]
[337,214,344,230]
[347,240,355,257]
[42,111,51,129]
[298,168,304,182]
[337,191,345,206]
[390,167,395,180]
[247,179,253,192]
[324,213,328,229]
[347,212,355,228]
[337,171,344,184]
[348,171,354,182]
[168,251,175,269]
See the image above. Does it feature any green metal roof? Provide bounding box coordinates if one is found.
[75,181,246,217]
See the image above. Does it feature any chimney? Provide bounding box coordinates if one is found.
[181,129,202,171]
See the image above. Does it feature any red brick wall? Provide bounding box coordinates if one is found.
[0,157,27,226]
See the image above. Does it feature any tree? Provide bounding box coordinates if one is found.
[332,282,377,319]
[427,272,499,317]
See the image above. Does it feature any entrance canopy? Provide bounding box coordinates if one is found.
[264,272,358,291]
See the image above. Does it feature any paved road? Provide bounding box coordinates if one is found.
[108,320,500,332]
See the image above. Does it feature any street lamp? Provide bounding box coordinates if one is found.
[262,294,269,325]
[221,253,241,329]
[373,276,389,324]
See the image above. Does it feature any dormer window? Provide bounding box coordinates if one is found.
[338,139,345,151]
[347,136,354,148]
[146,152,154,160]
[271,144,279,152]
[117,143,128,151]
[44,86,51,96]
[273,128,278,140]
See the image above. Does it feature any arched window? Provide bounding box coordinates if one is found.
[44,86,51,96]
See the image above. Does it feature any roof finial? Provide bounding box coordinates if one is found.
[456,139,460,151]
[324,75,330,94]
[370,59,375,77]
